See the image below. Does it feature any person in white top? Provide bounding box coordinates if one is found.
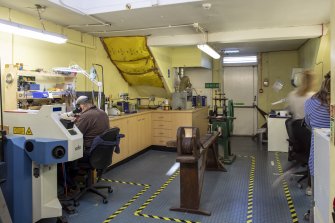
[287,70,315,120]
[286,70,315,197]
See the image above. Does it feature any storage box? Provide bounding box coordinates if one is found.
[32,92,49,98]
[29,84,40,90]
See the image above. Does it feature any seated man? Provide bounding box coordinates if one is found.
[75,96,110,154]
[61,96,110,190]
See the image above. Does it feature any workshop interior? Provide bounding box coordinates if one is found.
[0,0,334,223]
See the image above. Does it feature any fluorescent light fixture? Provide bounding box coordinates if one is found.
[197,44,220,59]
[223,56,257,64]
[0,19,67,44]
[49,0,202,14]
[223,49,240,54]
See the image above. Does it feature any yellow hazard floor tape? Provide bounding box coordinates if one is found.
[237,155,256,223]
[134,170,201,223]
[275,152,299,223]
[100,178,150,223]
[246,156,255,223]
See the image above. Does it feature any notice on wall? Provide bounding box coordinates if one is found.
[205,83,220,89]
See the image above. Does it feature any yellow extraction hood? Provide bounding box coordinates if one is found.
[101,36,165,88]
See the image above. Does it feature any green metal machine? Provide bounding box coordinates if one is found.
[209,94,236,164]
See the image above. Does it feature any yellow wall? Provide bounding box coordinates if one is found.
[171,46,212,69]
[298,38,320,70]
[315,32,331,84]
[298,31,330,89]
[258,51,299,127]
[0,7,144,101]
[150,47,173,94]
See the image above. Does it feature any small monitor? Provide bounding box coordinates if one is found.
[53,107,62,112]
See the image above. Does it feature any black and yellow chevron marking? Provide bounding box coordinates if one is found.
[236,155,256,223]
[275,152,299,223]
[246,156,255,223]
[101,178,149,187]
[134,170,200,223]
[100,178,150,223]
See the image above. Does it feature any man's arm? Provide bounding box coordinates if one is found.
[75,114,90,135]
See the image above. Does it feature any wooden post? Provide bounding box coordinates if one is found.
[170,127,224,216]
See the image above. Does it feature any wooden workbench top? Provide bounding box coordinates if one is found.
[109,107,208,121]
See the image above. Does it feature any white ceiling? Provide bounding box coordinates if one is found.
[0,0,331,54]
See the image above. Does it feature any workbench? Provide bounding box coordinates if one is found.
[108,107,208,164]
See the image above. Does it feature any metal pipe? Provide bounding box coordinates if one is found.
[67,24,111,28]
[88,23,194,34]
[92,64,104,94]
[67,39,96,49]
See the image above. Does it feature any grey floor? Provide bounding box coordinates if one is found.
[41,137,311,223]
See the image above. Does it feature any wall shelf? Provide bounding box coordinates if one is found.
[2,65,76,110]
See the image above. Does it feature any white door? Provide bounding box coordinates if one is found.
[223,66,258,136]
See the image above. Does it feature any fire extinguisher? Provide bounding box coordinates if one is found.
[332,197,335,223]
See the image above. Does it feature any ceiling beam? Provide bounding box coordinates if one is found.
[147,25,323,46]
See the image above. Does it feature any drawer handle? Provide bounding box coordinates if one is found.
[159,133,164,135]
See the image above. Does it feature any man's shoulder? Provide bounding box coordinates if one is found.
[90,107,108,118]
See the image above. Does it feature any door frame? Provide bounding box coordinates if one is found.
[222,65,258,136]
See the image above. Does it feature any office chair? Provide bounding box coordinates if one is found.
[285,118,311,188]
[72,127,124,205]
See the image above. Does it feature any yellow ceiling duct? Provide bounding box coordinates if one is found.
[101,36,164,88]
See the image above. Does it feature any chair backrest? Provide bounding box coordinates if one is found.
[287,119,311,161]
[285,118,294,142]
[89,127,120,171]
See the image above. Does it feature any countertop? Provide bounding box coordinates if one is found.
[109,107,208,121]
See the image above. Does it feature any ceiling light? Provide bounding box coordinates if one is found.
[197,44,220,59]
[0,19,67,44]
[223,49,240,54]
[223,56,257,64]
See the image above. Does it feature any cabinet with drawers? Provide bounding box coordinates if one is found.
[152,113,173,146]
[108,108,208,163]
[151,108,208,146]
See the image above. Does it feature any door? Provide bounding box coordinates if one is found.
[223,66,258,136]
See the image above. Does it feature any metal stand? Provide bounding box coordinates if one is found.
[211,117,236,165]
[210,94,236,165]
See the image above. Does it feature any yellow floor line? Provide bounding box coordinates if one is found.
[275,152,299,223]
